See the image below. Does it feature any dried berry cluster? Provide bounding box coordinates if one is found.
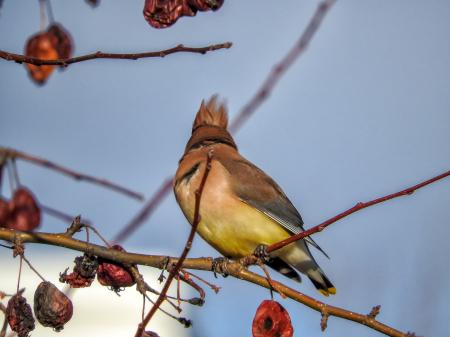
[4,246,135,336]
[0,187,40,232]
[60,253,99,288]
[24,23,73,85]
[6,283,72,337]
[143,0,224,28]
[60,245,136,292]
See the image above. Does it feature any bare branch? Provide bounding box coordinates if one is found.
[0,42,232,67]
[228,0,336,133]
[0,147,144,201]
[267,170,450,253]
[113,178,173,243]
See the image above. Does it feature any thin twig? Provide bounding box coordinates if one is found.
[45,0,54,24]
[267,170,450,253]
[178,271,206,304]
[258,262,285,299]
[84,224,111,248]
[5,161,15,193]
[40,203,85,223]
[21,255,46,282]
[113,178,173,243]
[16,256,23,294]
[228,0,336,133]
[0,42,232,67]
[181,269,220,294]
[0,147,144,201]
[112,0,336,243]
[39,0,47,31]
[10,159,20,188]
[134,151,213,337]
[128,266,182,312]
[143,293,191,328]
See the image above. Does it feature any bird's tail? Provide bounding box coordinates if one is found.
[306,268,336,297]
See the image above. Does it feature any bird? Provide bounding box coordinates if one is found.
[174,96,335,296]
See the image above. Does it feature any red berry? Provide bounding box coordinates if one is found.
[5,188,41,231]
[24,32,59,85]
[97,245,135,290]
[252,300,294,337]
[143,0,196,28]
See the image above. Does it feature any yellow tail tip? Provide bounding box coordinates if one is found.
[318,287,336,297]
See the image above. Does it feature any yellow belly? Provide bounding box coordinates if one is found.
[197,200,291,258]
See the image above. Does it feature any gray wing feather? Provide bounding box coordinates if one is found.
[218,155,329,258]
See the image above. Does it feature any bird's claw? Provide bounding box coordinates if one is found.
[253,244,270,263]
[211,257,229,278]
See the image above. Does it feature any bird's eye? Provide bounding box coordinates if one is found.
[181,162,200,184]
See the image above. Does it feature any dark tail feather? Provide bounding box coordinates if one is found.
[266,257,301,283]
[308,271,336,297]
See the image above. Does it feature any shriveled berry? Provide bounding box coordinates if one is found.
[34,281,73,331]
[59,270,95,288]
[24,31,59,85]
[97,245,135,290]
[6,293,35,337]
[6,187,41,231]
[74,253,98,278]
[143,0,196,28]
[60,254,98,288]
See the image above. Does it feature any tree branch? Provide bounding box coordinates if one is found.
[135,151,213,336]
[0,147,144,201]
[267,170,450,253]
[113,178,173,243]
[0,42,232,67]
[0,227,409,337]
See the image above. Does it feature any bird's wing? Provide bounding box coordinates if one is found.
[218,155,329,258]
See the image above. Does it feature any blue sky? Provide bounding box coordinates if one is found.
[1,1,450,336]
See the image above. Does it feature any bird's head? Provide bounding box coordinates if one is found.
[184,95,237,154]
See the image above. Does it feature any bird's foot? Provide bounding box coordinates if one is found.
[211,257,230,278]
[253,244,270,263]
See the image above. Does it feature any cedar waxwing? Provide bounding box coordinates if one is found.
[174,96,335,296]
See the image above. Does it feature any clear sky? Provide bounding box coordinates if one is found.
[1,1,450,337]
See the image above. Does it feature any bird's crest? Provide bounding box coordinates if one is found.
[192,95,229,131]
